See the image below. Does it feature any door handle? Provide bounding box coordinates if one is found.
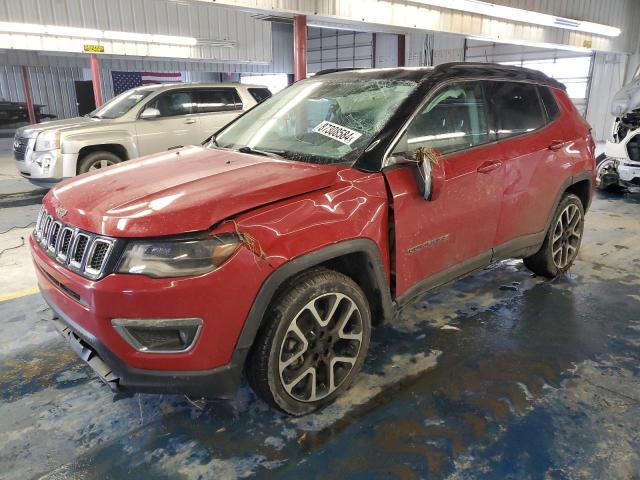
[184,118,196,124]
[477,160,503,174]
[548,140,565,151]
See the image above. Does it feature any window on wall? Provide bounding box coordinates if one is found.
[240,74,289,94]
[500,56,593,101]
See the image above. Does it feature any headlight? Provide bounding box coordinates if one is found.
[117,234,241,278]
[35,131,60,151]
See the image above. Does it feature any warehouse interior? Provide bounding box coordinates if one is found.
[0,0,639,478]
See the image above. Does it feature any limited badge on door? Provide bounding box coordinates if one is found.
[313,121,362,146]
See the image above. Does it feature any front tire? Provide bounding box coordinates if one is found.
[524,193,585,278]
[246,268,371,416]
[77,151,122,174]
[595,153,619,191]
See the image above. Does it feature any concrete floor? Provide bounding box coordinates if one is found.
[0,146,638,479]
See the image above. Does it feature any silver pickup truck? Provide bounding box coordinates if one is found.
[14,83,271,188]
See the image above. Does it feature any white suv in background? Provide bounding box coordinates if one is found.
[13,83,272,188]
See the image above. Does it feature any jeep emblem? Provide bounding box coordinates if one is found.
[56,207,68,218]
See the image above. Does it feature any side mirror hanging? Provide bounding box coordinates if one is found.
[414,147,444,201]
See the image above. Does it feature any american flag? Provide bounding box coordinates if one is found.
[111,71,183,95]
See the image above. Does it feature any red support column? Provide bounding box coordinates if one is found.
[90,53,104,107]
[293,15,307,82]
[397,34,406,67]
[20,66,37,124]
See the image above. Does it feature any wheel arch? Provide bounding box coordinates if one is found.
[231,238,395,372]
[78,143,130,163]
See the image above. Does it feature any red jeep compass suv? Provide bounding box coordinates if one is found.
[32,63,595,415]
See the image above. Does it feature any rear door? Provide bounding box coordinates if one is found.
[383,81,505,296]
[135,89,201,155]
[489,81,570,248]
[194,88,244,141]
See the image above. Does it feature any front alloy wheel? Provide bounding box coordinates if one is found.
[278,293,364,403]
[595,156,619,189]
[246,268,371,415]
[88,158,116,170]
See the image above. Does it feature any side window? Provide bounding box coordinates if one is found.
[489,82,546,138]
[393,82,491,158]
[195,89,242,113]
[148,91,194,117]
[538,86,561,121]
[248,88,272,103]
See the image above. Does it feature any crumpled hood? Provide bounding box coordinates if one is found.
[44,146,339,237]
[611,78,640,117]
[16,116,109,138]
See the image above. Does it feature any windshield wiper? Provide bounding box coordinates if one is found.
[237,146,285,159]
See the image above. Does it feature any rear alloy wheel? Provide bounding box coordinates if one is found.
[77,151,122,174]
[524,193,584,278]
[246,268,371,415]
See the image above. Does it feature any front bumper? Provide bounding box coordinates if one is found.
[31,233,273,396]
[618,162,640,183]
[15,143,77,187]
[45,294,241,397]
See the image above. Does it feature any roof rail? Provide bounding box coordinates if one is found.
[313,68,362,76]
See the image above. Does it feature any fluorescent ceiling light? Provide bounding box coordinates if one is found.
[411,0,621,37]
[467,36,593,53]
[0,21,198,46]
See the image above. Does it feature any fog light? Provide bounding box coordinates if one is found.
[112,318,203,353]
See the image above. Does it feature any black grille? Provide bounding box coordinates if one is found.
[73,235,89,263]
[49,223,62,250]
[58,229,73,258]
[34,207,116,279]
[89,242,109,271]
[13,136,28,161]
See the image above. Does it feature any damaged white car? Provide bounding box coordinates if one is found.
[598,66,640,189]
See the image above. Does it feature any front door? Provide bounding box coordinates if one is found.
[383,81,505,297]
[135,90,202,156]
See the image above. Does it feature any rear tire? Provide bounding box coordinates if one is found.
[246,268,371,416]
[523,193,584,278]
[77,151,122,174]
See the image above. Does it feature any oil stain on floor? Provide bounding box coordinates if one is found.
[0,190,639,480]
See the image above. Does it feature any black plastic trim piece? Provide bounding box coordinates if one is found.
[42,290,241,398]
[230,238,395,369]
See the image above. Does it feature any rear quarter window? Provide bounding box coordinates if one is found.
[248,88,272,104]
[538,86,561,121]
[489,81,546,139]
[195,89,242,113]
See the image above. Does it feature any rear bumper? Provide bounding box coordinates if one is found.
[44,291,242,397]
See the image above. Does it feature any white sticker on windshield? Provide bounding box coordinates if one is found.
[312,120,362,146]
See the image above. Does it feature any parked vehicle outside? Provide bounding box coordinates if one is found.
[13,83,271,188]
[597,64,640,189]
[31,64,595,415]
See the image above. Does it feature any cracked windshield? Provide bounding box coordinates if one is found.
[213,78,417,165]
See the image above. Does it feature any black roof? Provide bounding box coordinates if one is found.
[314,62,565,90]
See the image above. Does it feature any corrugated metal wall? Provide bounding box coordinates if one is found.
[212,0,640,54]
[0,0,273,63]
[0,20,294,120]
